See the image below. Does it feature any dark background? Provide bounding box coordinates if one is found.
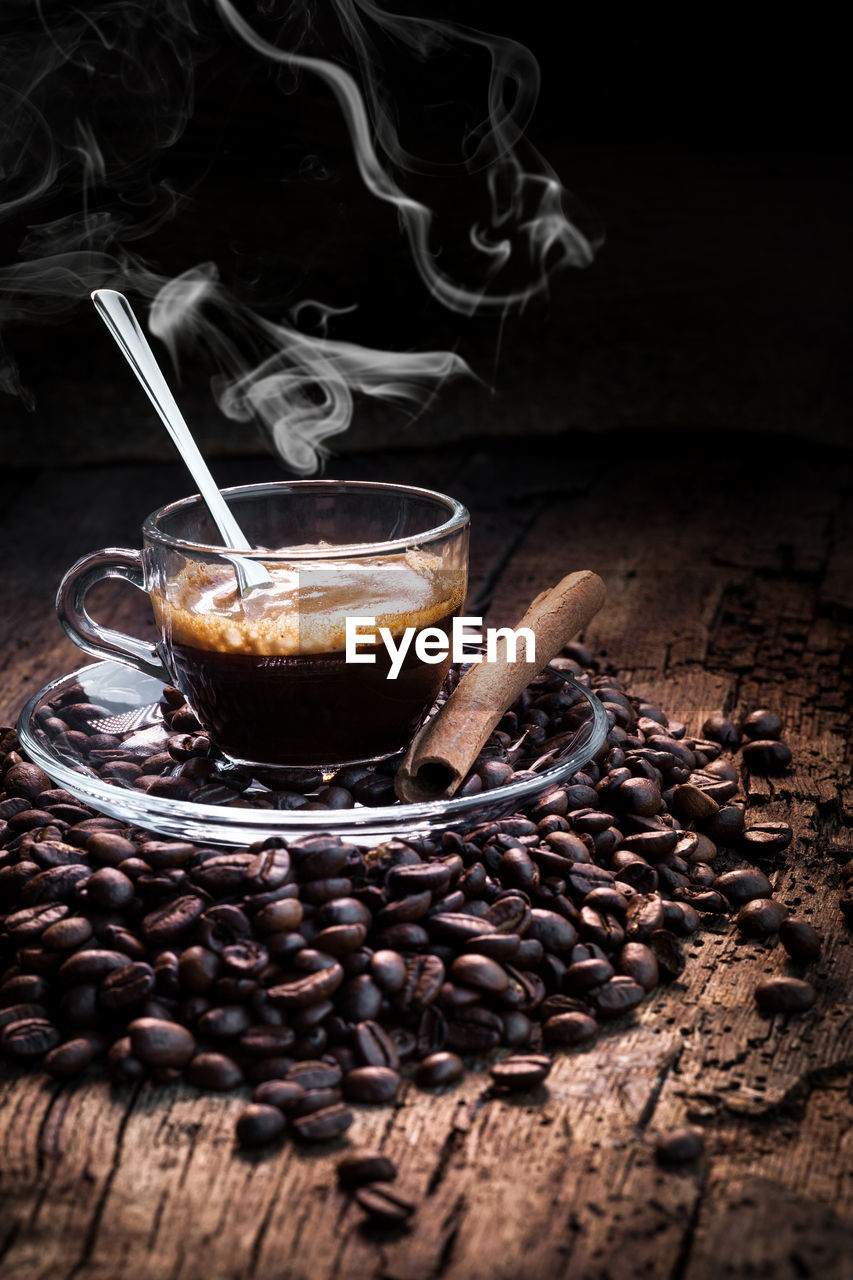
[2,2,851,466]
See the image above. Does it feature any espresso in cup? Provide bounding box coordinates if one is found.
[153,554,465,765]
[57,480,470,774]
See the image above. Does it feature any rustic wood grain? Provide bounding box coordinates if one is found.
[0,434,851,1280]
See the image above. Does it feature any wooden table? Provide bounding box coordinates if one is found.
[1,433,851,1280]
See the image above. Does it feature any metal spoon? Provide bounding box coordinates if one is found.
[90,289,272,596]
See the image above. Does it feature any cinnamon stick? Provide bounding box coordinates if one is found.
[395,570,606,804]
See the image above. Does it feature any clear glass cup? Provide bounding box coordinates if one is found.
[57,480,469,768]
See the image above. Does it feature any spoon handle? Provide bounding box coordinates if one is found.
[91,289,252,553]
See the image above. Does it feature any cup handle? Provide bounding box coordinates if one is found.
[56,547,167,681]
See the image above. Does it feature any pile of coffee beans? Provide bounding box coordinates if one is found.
[0,655,819,1168]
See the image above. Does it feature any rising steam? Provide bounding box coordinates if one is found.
[150,263,471,474]
[213,0,598,314]
[1,1,600,468]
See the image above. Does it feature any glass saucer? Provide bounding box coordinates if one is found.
[17,660,608,847]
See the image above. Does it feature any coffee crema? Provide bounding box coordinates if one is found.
[151,551,465,656]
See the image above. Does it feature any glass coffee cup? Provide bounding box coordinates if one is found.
[57,480,469,769]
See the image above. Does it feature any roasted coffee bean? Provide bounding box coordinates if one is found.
[543,1011,598,1046]
[222,942,269,975]
[673,887,729,915]
[292,949,341,975]
[584,886,629,918]
[343,1066,401,1104]
[702,715,739,748]
[187,1052,243,1090]
[618,830,679,862]
[498,1010,530,1046]
[625,893,665,940]
[239,1023,295,1056]
[615,777,661,816]
[754,976,816,1013]
[688,772,738,805]
[444,1006,503,1053]
[149,952,178,998]
[439,980,482,1012]
[450,954,509,994]
[252,1079,306,1111]
[0,1003,48,1032]
[617,942,659,991]
[490,1053,552,1091]
[498,846,540,892]
[107,1035,146,1083]
[100,962,156,1011]
[128,1017,196,1067]
[289,1086,343,1117]
[399,954,445,1013]
[526,909,577,953]
[44,1037,96,1078]
[416,1051,465,1087]
[195,904,252,951]
[7,808,55,839]
[372,921,429,950]
[592,976,645,1018]
[41,915,94,951]
[29,841,86,869]
[0,975,49,1006]
[291,1103,354,1143]
[564,958,614,992]
[287,1060,342,1091]
[198,1004,252,1039]
[142,896,204,946]
[236,1104,286,1148]
[254,899,304,934]
[87,867,135,910]
[22,864,90,904]
[713,868,772,906]
[646,930,685,981]
[672,784,719,822]
[614,860,659,895]
[741,739,791,775]
[741,822,793,854]
[58,949,131,983]
[513,938,545,969]
[578,907,624,951]
[387,862,453,896]
[428,912,490,946]
[333,975,380,1023]
[736,899,788,938]
[369,949,407,994]
[354,1020,400,1069]
[177,945,221,994]
[545,829,593,860]
[741,708,782,740]
[1,1015,59,1057]
[337,1150,397,1187]
[462,932,520,963]
[269,963,344,1008]
[778,918,821,962]
[4,763,54,799]
[355,1184,416,1227]
[377,892,433,928]
[655,1127,704,1165]
[192,853,252,894]
[483,895,531,935]
[661,901,701,936]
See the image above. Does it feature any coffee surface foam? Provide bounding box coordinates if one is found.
[152,550,464,656]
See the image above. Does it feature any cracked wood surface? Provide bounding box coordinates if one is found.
[0,433,851,1280]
